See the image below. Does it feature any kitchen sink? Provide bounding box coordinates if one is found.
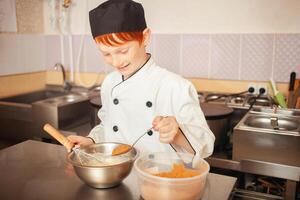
[242,114,299,132]
[0,90,69,104]
[0,85,93,141]
[40,94,81,104]
[250,107,300,117]
[233,111,300,167]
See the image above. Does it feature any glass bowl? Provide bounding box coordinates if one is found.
[134,152,210,200]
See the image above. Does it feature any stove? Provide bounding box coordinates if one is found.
[245,95,273,107]
[202,92,273,109]
[227,95,247,108]
[199,92,299,199]
[199,91,275,156]
[204,93,228,104]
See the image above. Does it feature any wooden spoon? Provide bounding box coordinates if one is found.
[43,123,74,150]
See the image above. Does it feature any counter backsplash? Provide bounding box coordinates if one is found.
[0,33,299,83]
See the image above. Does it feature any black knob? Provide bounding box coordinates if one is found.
[259,88,266,94]
[248,87,255,93]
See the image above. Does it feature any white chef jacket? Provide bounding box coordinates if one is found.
[88,56,215,158]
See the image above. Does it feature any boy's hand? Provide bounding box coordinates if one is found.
[67,135,94,152]
[152,116,179,143]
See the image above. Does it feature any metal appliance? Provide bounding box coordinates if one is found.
[233,108,300,167]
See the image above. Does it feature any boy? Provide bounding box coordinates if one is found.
[68,0,215,158]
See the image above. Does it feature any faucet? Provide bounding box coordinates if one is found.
[270,116,279,130]
[54,63,72,91]
[272,105,278,114]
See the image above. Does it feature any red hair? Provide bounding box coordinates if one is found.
[95,31,144,46]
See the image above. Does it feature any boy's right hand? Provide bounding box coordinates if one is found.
[66,135,94,152]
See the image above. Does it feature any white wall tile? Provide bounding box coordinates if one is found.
[22,35,45,72]
[273,34,300,82]
[1,33,299,84]
[240,34,273,81]
[0,35,13,74]
[44,35,61,70]
[181,34,209,78]
[210,34,240,80]
[46,35,71,71]
[84,35,110,73]
[0,35,23,75]
[63,35,71,71]
[146,35,155,55]
[0,35,46,75]
[154,34,180,74]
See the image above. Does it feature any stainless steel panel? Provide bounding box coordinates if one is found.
[240,159,300,181]
[33,96,91,139]
[231,188,283,200]
[0,87,92,141]
[233,126,300,167]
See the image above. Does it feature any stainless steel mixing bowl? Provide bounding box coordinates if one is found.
[67,142,138,188]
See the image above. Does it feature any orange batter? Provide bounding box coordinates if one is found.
[112,144,131,156]
[153,163,200,178]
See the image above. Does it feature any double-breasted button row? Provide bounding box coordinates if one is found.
[113,98,152,108]
[113,126,153,135]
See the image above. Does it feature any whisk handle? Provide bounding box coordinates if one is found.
[43,123,74,150]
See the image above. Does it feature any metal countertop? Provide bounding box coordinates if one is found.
[0,140,236,200]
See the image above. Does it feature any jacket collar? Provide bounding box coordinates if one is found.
[120,53,154,83]
[110,54,154,94]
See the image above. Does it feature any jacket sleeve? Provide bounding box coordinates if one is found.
[173,81,215,158]
[87,81,107,143]
[87,122,105,143]
[87,103,105,142]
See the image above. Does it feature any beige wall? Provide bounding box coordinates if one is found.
[0,72,46,98]
[46,71,105,87]
[189,78,289,96]
[0,71,289,98]
[46,71,289,95]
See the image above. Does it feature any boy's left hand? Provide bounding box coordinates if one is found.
[152,116,179,143]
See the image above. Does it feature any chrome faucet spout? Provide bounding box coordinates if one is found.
[54,63,66,82]
[54,63,72,91]
[270,116,279,130]
[273,105,278,114]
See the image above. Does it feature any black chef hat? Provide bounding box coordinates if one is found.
[89,0,147,39]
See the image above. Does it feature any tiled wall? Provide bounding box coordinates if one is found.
[0,35,45,75]
[1,33,299,82]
